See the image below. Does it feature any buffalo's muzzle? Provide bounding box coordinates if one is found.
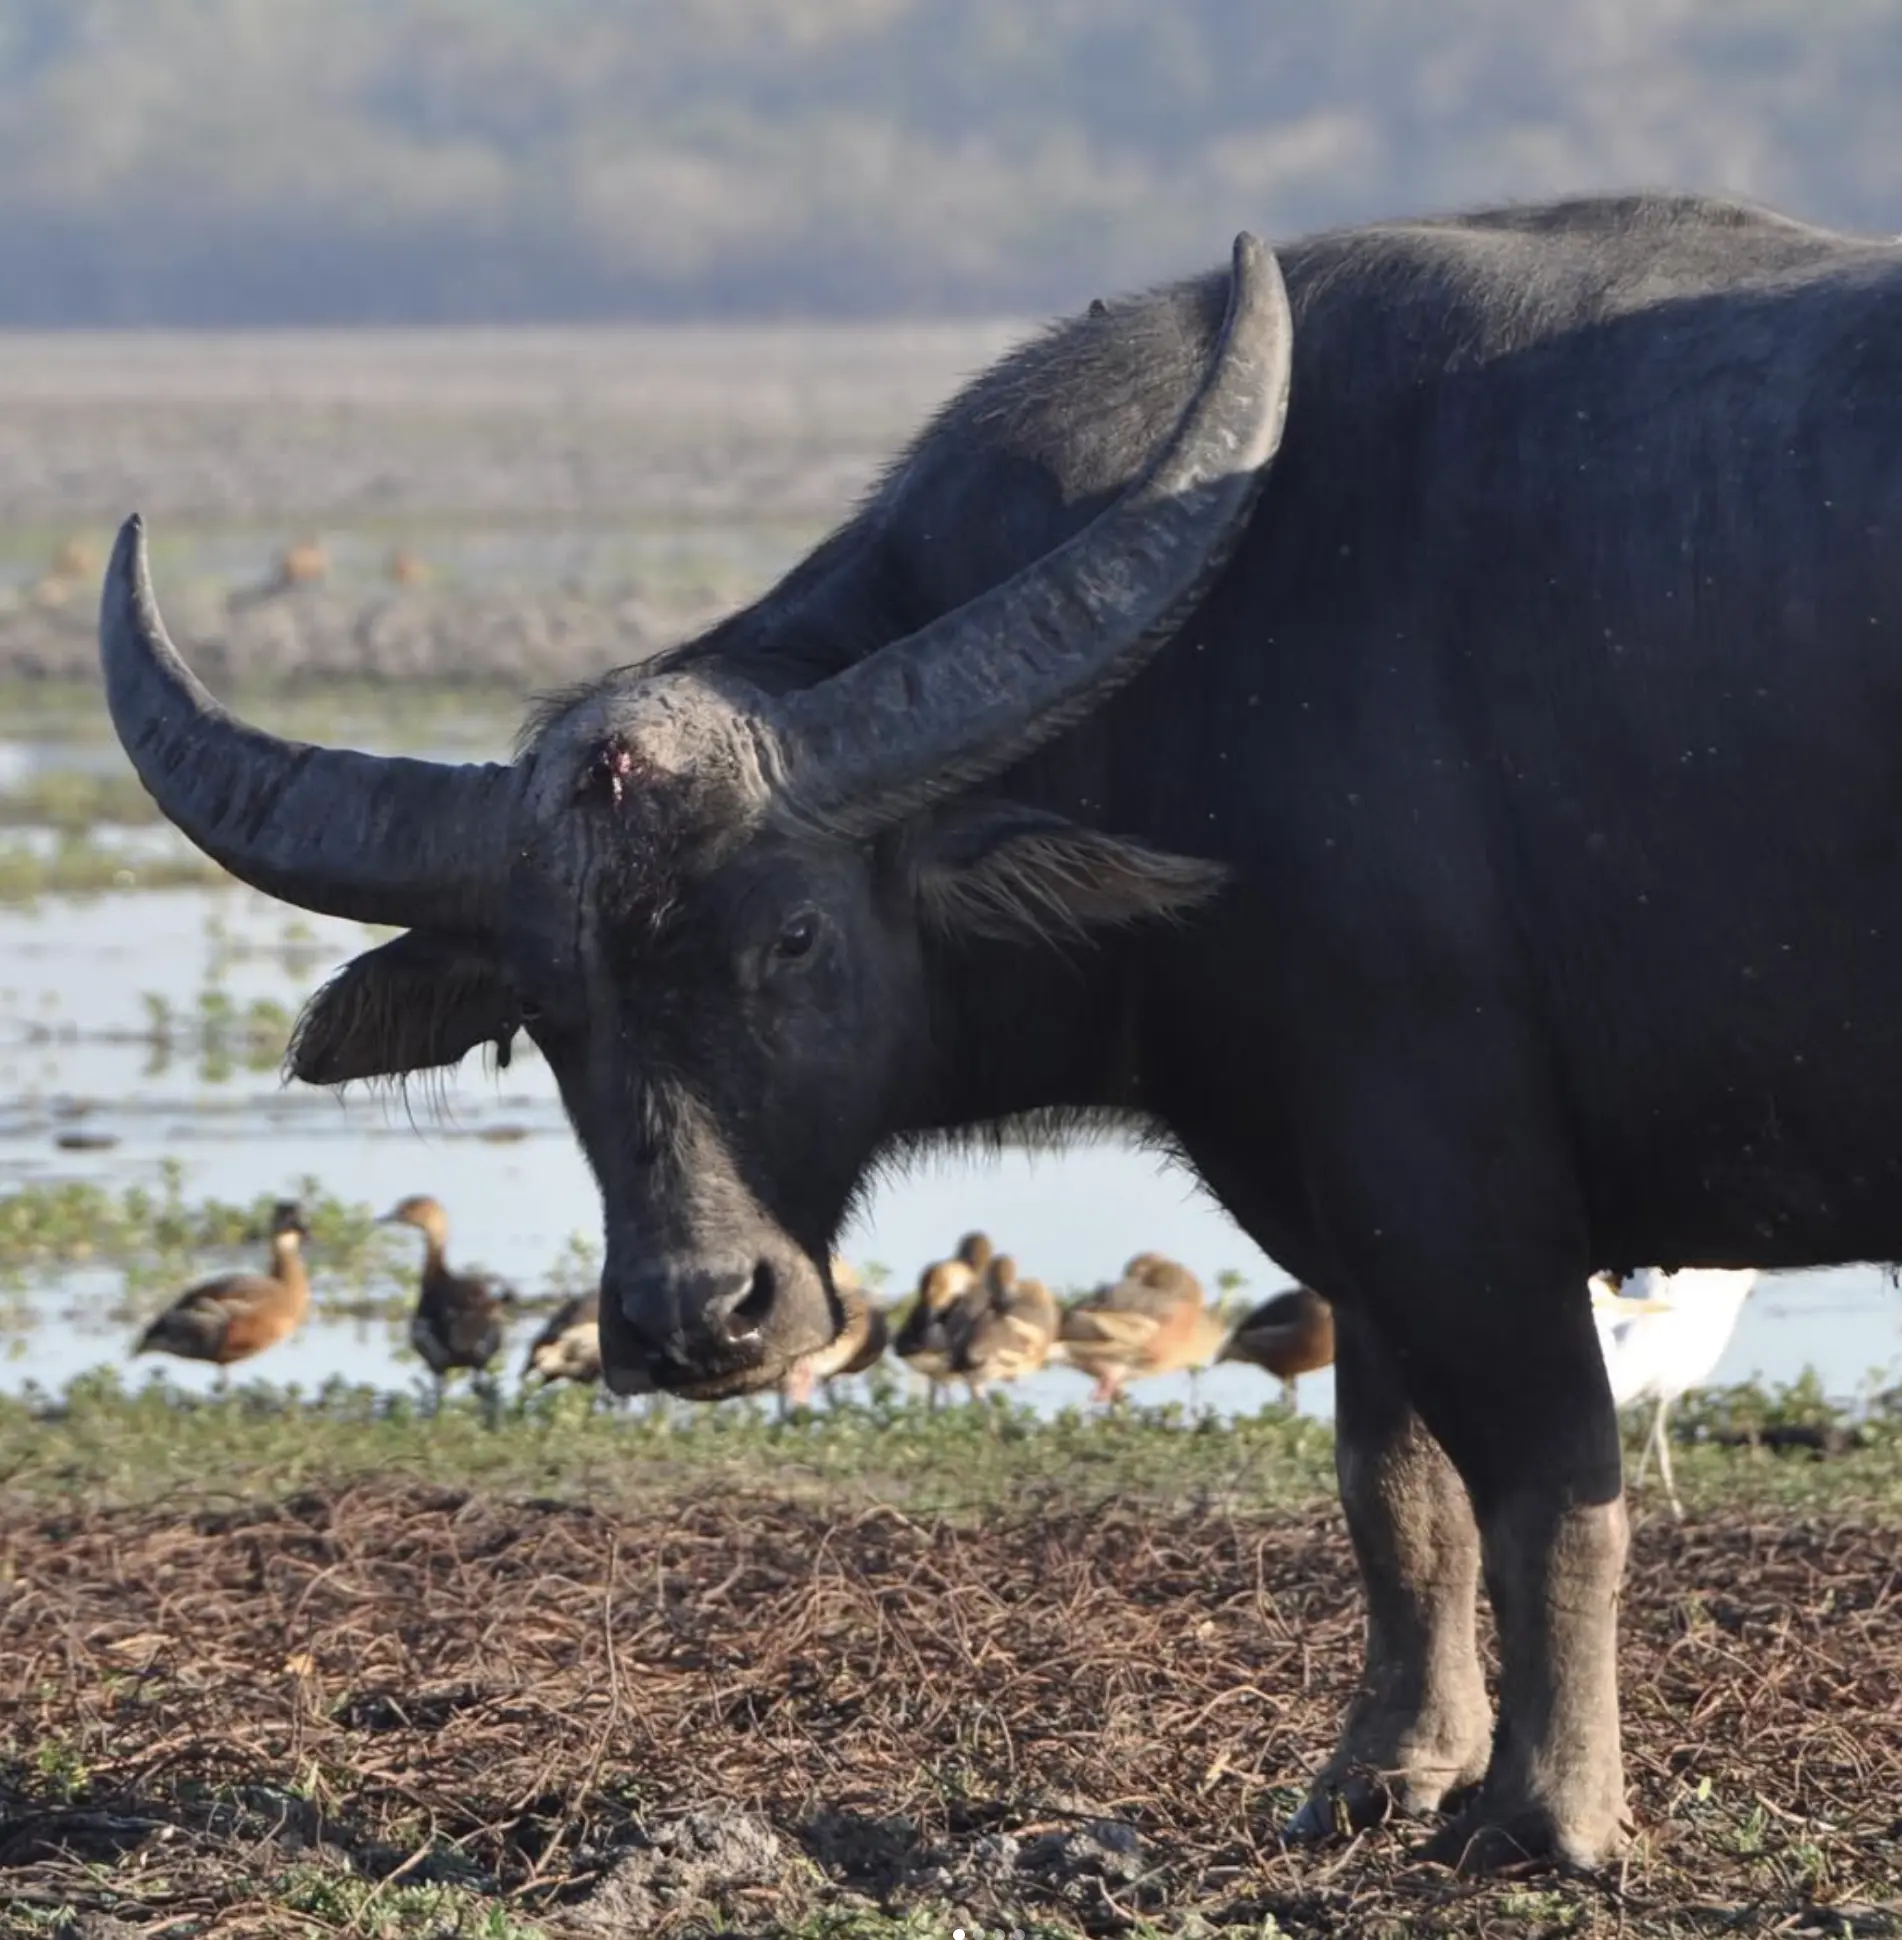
[601,1252,831,1399]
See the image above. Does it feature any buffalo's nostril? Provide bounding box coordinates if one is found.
[720,1260,777,1343]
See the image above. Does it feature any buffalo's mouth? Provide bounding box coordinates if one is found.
[616,1351,785,1403]
[597,1252,839,1401]
[600,1330,785,1401]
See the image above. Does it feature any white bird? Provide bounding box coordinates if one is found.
[1590,1266,1757,1519]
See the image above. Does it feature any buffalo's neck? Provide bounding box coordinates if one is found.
[910,930,1149,1136]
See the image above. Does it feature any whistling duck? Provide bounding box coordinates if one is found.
[1219,1285,1336,1407]
[28,536,98,609]
[133,1200,310,1382]
[380,1194,515,1397]
[892,1232,993,1406]
[522,1288,603,1387]
[1057,1251,1217,1402]
[955,1253,1061,1397]
[227,539,330,614]
[1591,1266,1757,1520]
[51,536,97,581]
[781,1259,888,1410]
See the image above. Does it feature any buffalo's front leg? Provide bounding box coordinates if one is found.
[1290,1302,1491,1833]
[1304,1043,1631,1870]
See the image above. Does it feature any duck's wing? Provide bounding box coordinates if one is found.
[529,1318,603,1382]
[1057,1303,1163,1374]
[527,1289,597,1349]
[468,1268,519,1312]
[135,1273,258,1351]
[837,1305,889,1378]
[798,1290,874,1382]
[1006,1279,1062,1339]
[141,1268,304,1359]
[957,1308,1035,1382]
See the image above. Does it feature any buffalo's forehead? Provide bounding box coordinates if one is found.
[506,672,786,951]
[524,671,782,825]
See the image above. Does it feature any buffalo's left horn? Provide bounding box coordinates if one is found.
[99,516,515,929]
[782,232,1294,828]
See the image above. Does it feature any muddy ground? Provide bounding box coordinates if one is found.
[4,1481,1901,1937]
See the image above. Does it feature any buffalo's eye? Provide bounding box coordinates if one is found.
[773,912,819,962]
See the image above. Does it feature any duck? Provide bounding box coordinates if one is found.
[26,536,101,610]
[133,1200,310,1382]
[522,1288,603,1387]
[227,539,330,613]
[51,536,98,581]
[954,1253,1061,1397]
[1219,1285,1336,1407]
[379,1194,516,1399]
[780,1259,888,1410]
[1056,1251,1217,1403]
[1591,1266,1757,1519]
[892,1231,993,1406]
[386,546,432,588]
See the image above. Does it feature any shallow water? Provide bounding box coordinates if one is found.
[2,832,1900,1421]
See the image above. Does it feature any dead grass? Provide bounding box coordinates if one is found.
[3,1483,1902,1936]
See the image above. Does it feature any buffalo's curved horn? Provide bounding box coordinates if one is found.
[99,517,515,929]
[782,233,1293,827]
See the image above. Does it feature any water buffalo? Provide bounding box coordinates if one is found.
[98,191,1902,1870]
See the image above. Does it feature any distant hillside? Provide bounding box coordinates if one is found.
[0,0,1897,322]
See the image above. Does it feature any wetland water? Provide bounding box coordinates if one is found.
[2,780,1900,1419]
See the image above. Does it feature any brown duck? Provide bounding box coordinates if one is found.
[1057,1251,1220,1402]
[380,1194,515,1394]
[781,1259,887,1409]
[892,1231,993,1404]
[522,1288,604,1387]
[955,1253,1061,1397]
[1218,1285,1335,1407]
[134,1200,310,1378]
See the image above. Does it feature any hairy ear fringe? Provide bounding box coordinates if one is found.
[287,930,517,1086]
[919,823,1227,948]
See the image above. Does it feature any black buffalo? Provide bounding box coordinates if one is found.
[99,192,1902,1869]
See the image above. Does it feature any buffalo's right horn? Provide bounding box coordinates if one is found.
[99,517,515,930]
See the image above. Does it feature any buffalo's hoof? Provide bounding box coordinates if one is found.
[1286,1769,1460,1842]
[1284,1792,1349,1843]
[1418,1795,1632,1875]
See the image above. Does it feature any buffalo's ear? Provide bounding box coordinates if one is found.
[287,930,519,1085]
[911,801,1227,948]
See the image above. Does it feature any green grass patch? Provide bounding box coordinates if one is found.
[0,1164,408,1305]
[0,829,228,903]
[0,677,528,753]
[137,985,298,1079]
[0,1366,1344,1517]
[0,765,159,831]
[9,1363,1902,1525]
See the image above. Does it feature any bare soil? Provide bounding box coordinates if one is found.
[4,1481,1901,1936]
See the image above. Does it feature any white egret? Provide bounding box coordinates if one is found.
[1590,1267,1757,1518]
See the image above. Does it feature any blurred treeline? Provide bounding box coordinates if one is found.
[3,0,1899,323]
